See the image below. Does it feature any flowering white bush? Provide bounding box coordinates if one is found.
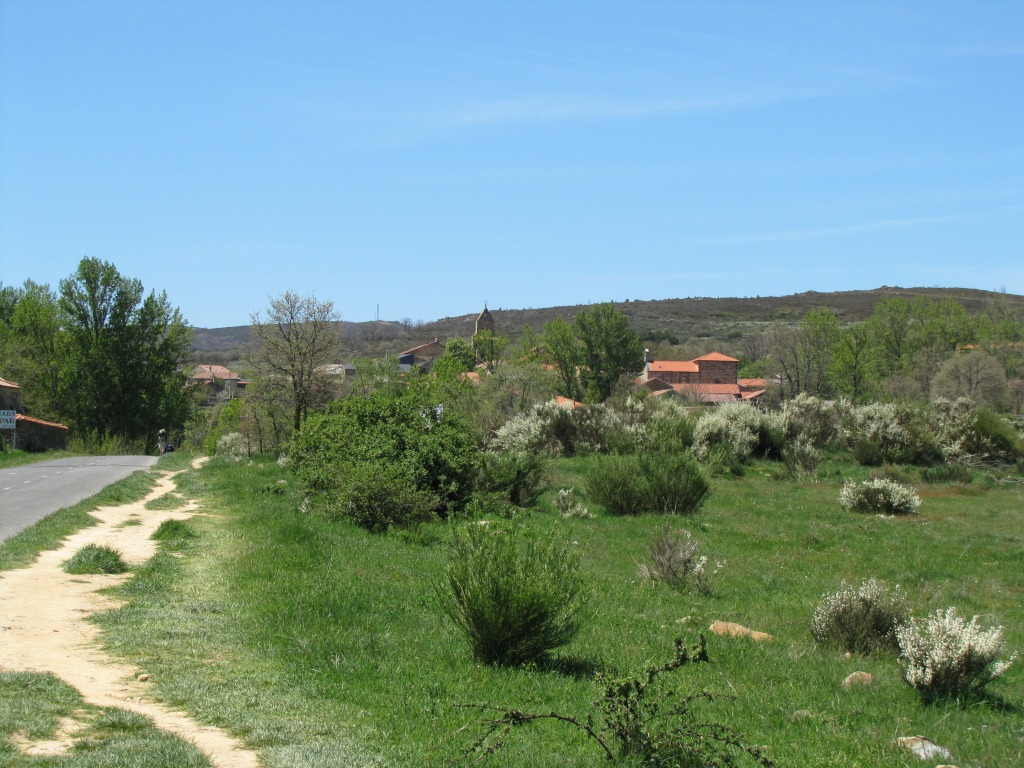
[216,431,246,459]
[782,393,850,447]
[811,578,910,653]
[839,478,921,516]
[637,525,723,595]
[897,607,1017,700]
[554,487,591,518]
[491,401,607,456]
[692,401,761,461]
[491,409,547,453]
[931,396,977,463]
[842,402,924,463]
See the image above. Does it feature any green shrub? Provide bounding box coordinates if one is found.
[587,452,710,516]
[972,407,1021,461]
[782,437,821,480]
[811,578,910,654]
[643,407,696,454]
[291,384,478,521]
[897,607,1017,701]
[852,437,883,466]
[464,491,521,520]
[62,544,129,574]
[338,461,438,533]
[921,463,973,484]
[438,525,587,666]
[474,450,546,507]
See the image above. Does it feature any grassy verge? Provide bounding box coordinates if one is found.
[91,454,1023,767]
[0,449,79,469]
[0,452,187,573]
[0,672,212,767]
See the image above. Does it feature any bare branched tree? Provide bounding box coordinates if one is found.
[248,292,343,431]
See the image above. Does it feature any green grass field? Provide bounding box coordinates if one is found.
[82,454,1024,767]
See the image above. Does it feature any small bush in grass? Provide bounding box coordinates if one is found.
[438,524,588,666]
[339,461,438,533]
[150,519,196,541]
[588,452,710,516]
[554,487,591,518]
[638,524,722,595]
[464,491,520,520]
[216,431,246,459]
[897,607,1017,701]
[782,437,820,480]
[474,450,546,507]
[62,544,129,575]
[811,578,910,654]
[839,478,921,515]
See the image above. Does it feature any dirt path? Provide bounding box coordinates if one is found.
[0,459,261,767]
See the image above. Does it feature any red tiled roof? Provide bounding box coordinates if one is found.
[554,396,586,409]
[191,365,242,381]
[692,352,739,363]
[648,360,699,373]
[399,340,445,356]
[738,378,768,389]
[643,377,674,392]
[672,383,741,396]
[741,389,767,400]
[0,377,20,389]
[15,413,68,430]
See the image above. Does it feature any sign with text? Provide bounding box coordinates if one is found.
[0,410,15,430]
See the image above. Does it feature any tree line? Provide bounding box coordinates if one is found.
[1,257,193,452]
[753,295,1024,410]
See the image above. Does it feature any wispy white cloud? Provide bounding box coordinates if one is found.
[426,88,823,129]
[701,205,1024,245]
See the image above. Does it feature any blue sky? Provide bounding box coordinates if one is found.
[2,1,1022,329]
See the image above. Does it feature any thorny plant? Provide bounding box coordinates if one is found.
[453,636,774,767]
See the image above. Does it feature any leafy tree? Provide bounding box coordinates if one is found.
[866,297,914,377]
[58,257,193,451]
[10,281,63,419]
[442,337,477,372]
[472,330,509,373]
[543,304,643,403]
[543,317,582,401]
[574,303,645,402]
[832,322,873,401]
[248,291,343,432]
[800,306,841,397]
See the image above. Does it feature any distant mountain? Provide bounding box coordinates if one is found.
[190,286,1023,362]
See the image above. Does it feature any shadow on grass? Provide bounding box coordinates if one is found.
[537,654,603,680]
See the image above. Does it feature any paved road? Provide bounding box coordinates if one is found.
[0,456,158,543]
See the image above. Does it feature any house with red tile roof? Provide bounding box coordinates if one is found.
[640,352,767,403]
[188,365,249,399]
[0,375,69,450]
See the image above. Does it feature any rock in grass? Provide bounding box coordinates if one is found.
[709,621,773,642]
[137,674,151,682]
[895,736,953,760]
[842,671,873,689]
